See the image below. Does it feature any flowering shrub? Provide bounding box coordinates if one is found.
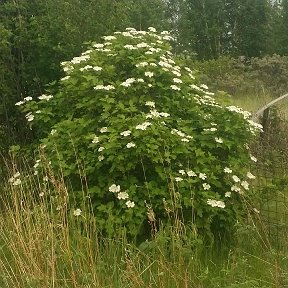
[17,28,262,238]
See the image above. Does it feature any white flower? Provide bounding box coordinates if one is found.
[136,62,148,67]
[136,42,149,48]
[200,84,208,90]
[181,138,190,142]
[103,35,116,41]
[124,44,137,50]
[199,173,207,180]
[35,110,41,114]
[126,200,135,208]
[137,78,144,83]
[173,78,182,84]
[241,181,249,190]
[225,192,231,198]
[170,85,180,91]
[109,184,121,193]
[250,155,257,162]
[224,167,232,174]
[71,55,90,64]
[187,170,196,177]
[38,94,53,101]
[120,130,131,137]
[25,113,34,122]
[145,101,155,108]
[172,71,181,77]
[145,71,154,78]
[178,170,186,175]
[98,146,105,152]
[207,199,225,208]
[184,67,192,73]
[232,175,240,183]
[15,101,25,106]
[175,177,183,182]
[253,208,260,214]
[148,27,157,32]
[24,96,32,101]
[50,129,57,135]
[93,43,104,48]
[231,185,241,193]
[247,172,256,179]
[73,208,82,216]
[94,85,115,91]
[93,66,102,71]
[92,136,99,143]
[202,183,211,190]
[100,127,108,133]
[126,142,136,148]
[117,192,129,200]
[80,65,93,71]
[215,137,223,144]
[204,127,217,132]
[159,112,170,117]
[12,178,22,186]
[135,122,152,130]
[33,162,40,169]
[39,192,44,197]
[98,155,104,161]
[61,76,71,81]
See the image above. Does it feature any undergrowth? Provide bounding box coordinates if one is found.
[0,160,287,288]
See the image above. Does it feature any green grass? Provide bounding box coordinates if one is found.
[0,162,287,288]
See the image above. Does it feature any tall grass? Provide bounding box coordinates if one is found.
[0,159,287,288]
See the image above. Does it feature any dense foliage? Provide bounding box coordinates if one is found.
[1,0,288,151]
[16,29,262,238]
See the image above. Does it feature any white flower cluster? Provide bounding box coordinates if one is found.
[80,65,93,71]
[92,136,99,143]
[224,167,232,173]
[15,96,33,106]
[25,112,34,122]
[207,199,225,208]
[71,55,90,64]
[8,172,21,186]
[61,61,74,72]
[175,170,207,182]
[145,101,155,108]
[135,122,152,131]
[94,85,115,91]
[79,64,102,72]
[144,71,154,78]
[61,76,70,81]
[203,127,217,132]
[121,78,136,87]
[120,130,131,137]
[126,142,136,148]
[108,184,135,208]
[247,119,263,135]
[226,106,251,119]
[33,159,41,175]
[73,208,82,216]
[215,137,223,144]
[171,129,193,142]
[146,109,170,119]
[229,171,256,195]
[38,94,53,101]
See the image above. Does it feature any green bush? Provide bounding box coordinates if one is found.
[16,28,262,239]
